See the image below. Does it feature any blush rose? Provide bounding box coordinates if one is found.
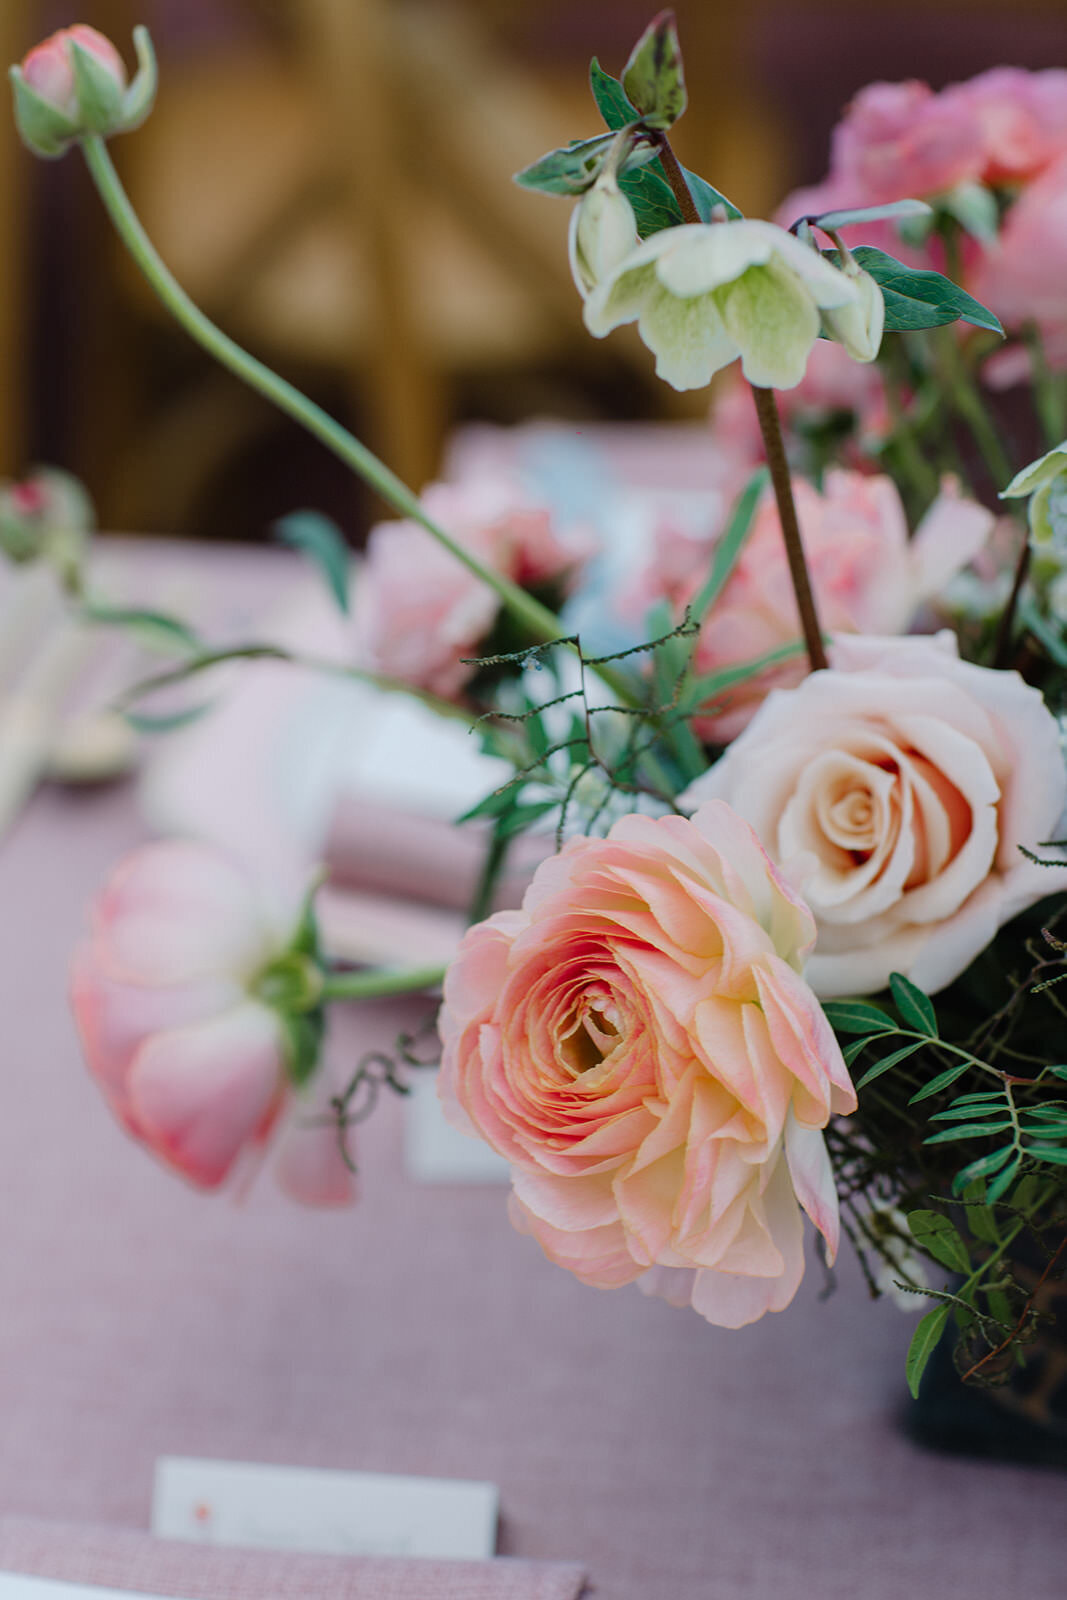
[684,634,1067,997]
[438,801,856,1329]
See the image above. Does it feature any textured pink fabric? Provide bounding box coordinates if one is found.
[0,1518,585,1599]
[0,545,1063,1600]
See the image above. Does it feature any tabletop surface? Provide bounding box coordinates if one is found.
[0,545,1064,1600]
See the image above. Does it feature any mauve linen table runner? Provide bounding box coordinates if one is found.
[0,687,1063,1595]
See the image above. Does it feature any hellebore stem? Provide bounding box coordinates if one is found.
[652,131,827,674]
[320,965,447,1003]
[77,135,564,652]
[654,134,701,224]
[749,386,829,672]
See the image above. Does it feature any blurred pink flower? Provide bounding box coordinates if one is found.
[831,80,985,204]
[711,342,892,468]
[633,471,992,743]
[21,26,126,120]
[438,801,855,1329]
[355,480,595,700]
[71,839,353,1203]
[974,153,1067,376]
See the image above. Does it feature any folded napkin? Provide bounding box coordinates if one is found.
[0,1519,588,1600]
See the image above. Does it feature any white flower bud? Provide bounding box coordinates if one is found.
[823,267,884,363]
[569,174,639,299]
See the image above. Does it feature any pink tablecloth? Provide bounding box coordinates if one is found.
[0,562,1064,1598]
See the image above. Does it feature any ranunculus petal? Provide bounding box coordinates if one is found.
[127,1002,286,1189]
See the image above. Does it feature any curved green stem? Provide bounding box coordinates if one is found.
[320,964,447,1003]
[78,135,564,650]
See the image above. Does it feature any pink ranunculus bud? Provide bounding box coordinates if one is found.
[438,801,856,1329]
[11,24,156,158]
[70,840,354,1205]
[21,26,126,121]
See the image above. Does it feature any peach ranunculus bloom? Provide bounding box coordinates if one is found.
[628,470,993,744]
[683,633,1067,999]
[354,480,595,700]
[71,839,353,1204]
[437,801,856,1329]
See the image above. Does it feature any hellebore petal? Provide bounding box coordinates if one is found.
[823,268,885,363]
[582,220,861,392]
[569,171,640,297]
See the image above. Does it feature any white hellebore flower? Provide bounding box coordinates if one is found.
[1001,438,1067,558]
[583,218,862,391]
[569,172,640,297]
[823,266,885,363]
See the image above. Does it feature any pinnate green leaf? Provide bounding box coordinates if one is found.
[821,1000,896,1036]
[907,1210,971,1274]
[889,972,938,1035]
[907,1305,950,1398]
[855,1039,927,1089]
[275,511,351,612]
[848,246,1003,336]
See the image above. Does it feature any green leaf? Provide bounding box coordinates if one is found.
[687,470,766,624]
[855,1039,927,1089]
[924,1120,1014,1144]
[590,57,637,129]
[985,1155,1023,1204]
[938,181,999,244]
[82,603,201,655]
[848,246,1003,336]
[843,1037,876,1067]
[960,1179,1000,1242]
[124,702,213,735]
[929,1100,1009,1121]
[456,786,521,824]
[952,1146,1014,1195]
[683,169,743,223]
[1021,1144,1067,1165]
[680,641,807,718]
[1018,597,1067,667]
[621,11,687,131]
[514,133,614,196]
[495,801,558,839]
[908,1059,975,1103]
[889,972,938,1036]
[907,1305,950,1398]
[275,511,351,613]
[907,1210,971,1274]
[803,199,932,232]
[618,162,684,237]
[820,1000,896,1036]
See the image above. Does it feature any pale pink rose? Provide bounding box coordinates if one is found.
[973,153,1067,376]
[946,68,1067,184]
[832,80,985,204]
[684,633,1067,998]
[355,480,594,700]
[70,839,353,1203]
[438,801,856,1329]
[22,26,127,120]
[662,472,991,743]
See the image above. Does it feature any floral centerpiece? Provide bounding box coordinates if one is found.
[11,15,1067,1437]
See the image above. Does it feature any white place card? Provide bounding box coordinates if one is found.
[152,1456,499,1559]
[0,1580,172,1600]
[405,1071,512,1184]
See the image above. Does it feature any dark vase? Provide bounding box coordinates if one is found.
[904,1258,1067,1470]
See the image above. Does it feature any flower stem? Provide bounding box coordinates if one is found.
[654,135,701,224]
[320,965,446,1003]
[934,326,1013,490]
[78,135,563,650]
[749,386,828,671]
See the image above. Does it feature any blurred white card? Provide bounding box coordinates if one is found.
[152,1456,498,1559]
[0,1582,168,1600]
[405,1071,512,1184]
